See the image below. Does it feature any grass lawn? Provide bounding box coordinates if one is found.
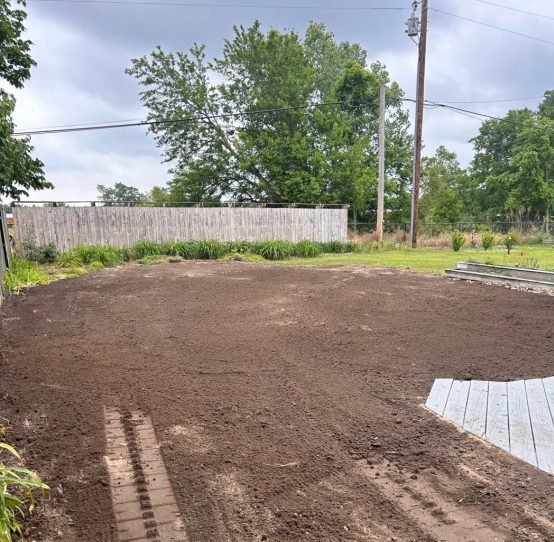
[281,245,554,274]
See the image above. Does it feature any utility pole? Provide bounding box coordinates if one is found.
[407,0,428,248]
[376,81,386,243]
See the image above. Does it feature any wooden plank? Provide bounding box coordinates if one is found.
[486,381,510,452]
[543,377,554,415]
[525,379,554,474]
[507,380,537,466]
[443,380,471,426]
[463,380,488,437]
[425,378,453,415]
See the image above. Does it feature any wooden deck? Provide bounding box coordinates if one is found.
[426,377,554,475]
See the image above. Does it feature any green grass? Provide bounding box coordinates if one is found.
[279,245,554,273]
[2,258,50,294]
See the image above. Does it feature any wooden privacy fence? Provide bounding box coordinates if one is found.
[13,206,348,251]
[0,206,11,305]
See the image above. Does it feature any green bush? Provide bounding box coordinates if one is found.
[57,245,128,268]
[320,240,356,254]
[293,240,322,258]
[133,240,163,259]
[195,240,228,259]
[504,230,518,254]
[451,229,465,252]
[480,229,495,251]
[2,258,50,294]
[36,242,60,263]
[0,442,49,542]
[226,240,254,254]
[252,240,294,260]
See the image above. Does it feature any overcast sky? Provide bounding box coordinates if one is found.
[9,0,554,201]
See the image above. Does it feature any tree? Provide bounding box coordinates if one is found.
[126,21,413,221]
[145,185,171,205]
[420,146,467,223]
[97,182,144,206]
[0,0,50,201]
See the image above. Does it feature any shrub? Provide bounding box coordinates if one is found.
[226,241,254,254]
[451,229,465,252]
[57,245,128,268]
[0,441,49,542]
[480,229,495,251]
[195,240,227,259]
[504,230,518,254]
[320,241,356,254]
[20,228,39,261]
[2,258,50,294]
[293,240,322,258]
[252,240,294,260]
[133,240,163,259]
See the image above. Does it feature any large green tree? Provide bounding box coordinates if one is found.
[127,21,412,221]
[469,92,554,222]
[0,0,50,201]
[420,146,468,223]
[97,182,144,206]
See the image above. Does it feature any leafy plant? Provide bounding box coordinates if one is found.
[226,241,254,254]
[37,243,59,264]
[195,240,227,259]
[504,231,518,254]
[57,245,128,268]
[451,229,465,252]
[252,241,294,260]
[137,255,163,265]
[133,240,162,259]
[480,229,495,251]
[293,240,322,258]
[2,258,49,294]
[0,442,49,542]
[20,228,38,261]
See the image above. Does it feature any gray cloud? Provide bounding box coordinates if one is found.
[11,0,554,200]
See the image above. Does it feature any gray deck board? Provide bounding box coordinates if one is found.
[427,376,554,475]
[425,378,453,415]
[443,380,471,426]
[486,381,510,451]
[463,380,489,437]
[525,379,554,474]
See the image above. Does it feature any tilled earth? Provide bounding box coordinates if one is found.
[1,261,553,541]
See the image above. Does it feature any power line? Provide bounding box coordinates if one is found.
[28,0,409,11]
[430,8,554,46]
[13,99,374,136]
[431,96,544,104]
[468,0,554,22]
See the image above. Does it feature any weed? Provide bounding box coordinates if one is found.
[137,255,164,265]
[504,231,518,254]
[293,240,322,258]
[195,240,228,259]
[133,240,163,259]
[480,229,495,251]
[57,245,128,268]
[252,240,294,260]
[226,241,254,254]
[451,230,465,252]
[2,258,50,294]
[0,441,49,541]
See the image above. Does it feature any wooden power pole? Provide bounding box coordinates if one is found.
[376,82,386,243]
[409,0,428,248]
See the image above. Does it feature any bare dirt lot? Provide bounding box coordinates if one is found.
[1,261,553,541]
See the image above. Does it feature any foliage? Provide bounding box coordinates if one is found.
[0,0,49,201]
[293,239,322,258]
[57,245,129,268]
[480,229,495,251]
[226,241,254,254]
[137,255,164,265]
[195,240,228,259]
[504,231,518,254]
[0,441,49,542]
[321,240,355,253]
[127,22,412,221]
[2,257,49,293]
[451,229,465,252]
[251,240,294,260]
[97,182,144,206]
[133,240,163,259]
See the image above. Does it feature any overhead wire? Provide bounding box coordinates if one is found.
[467,0,554,22]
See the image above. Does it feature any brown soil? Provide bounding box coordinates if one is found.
[1,261,553,542]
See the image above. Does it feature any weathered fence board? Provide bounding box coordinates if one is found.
[13,207,347,251]
[0,205,10,305]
